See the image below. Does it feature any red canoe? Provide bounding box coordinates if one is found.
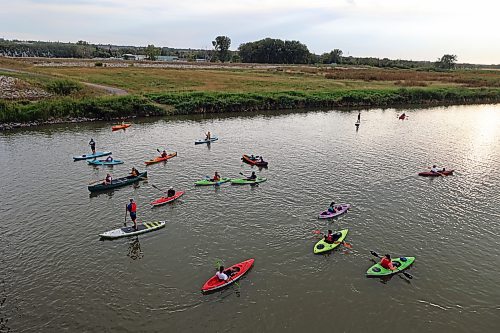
[418,170,454,177]
[145,152,177,165]
[202,258,254,292]
[242,154,268,167]
[150,191,184,206]
[112,123,131,131]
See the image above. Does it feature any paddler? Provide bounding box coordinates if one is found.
[216,265,236,281]
[357,112,361,122]
[126,198,138,230]
[89,138,96,154]
[160,150,168,158]
[205,131,211,140]
[431,165,445,173]
[212,171,221,182]
[380,254,397,271]
[327,202,336,213]
[103,173,112,185]
[246,171,257,181]
[130,167,140,177]
[167,186,175,197]
[324,230,340,244]
[105,155,113,162]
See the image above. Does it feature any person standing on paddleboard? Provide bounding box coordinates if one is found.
[126,199,138,230]
[357,112,361,122]
[89,138,96,154]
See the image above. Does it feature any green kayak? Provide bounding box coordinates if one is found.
[230,177,267,185]
[313,229,348,254]
[194,177,231,186]
[366,256,415,277]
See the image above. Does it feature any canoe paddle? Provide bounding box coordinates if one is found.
[370,250,413,279]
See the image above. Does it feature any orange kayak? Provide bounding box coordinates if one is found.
[145,152,177,165]
[112,123,131,131]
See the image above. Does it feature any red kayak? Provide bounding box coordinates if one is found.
[242,154,268,167]
[418,170,454,177]
[145,152,177,165]
[112,123,131,131]
[202,258,254,293]
[150,191,184,206]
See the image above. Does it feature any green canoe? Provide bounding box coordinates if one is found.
[230,177,267,185]
[88,171,147,192]
[194,177,231,186]
[313,229,348,254]
[366,256,415,277]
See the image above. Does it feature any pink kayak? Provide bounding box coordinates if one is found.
[150,191,185,207]
[318,203,351,219]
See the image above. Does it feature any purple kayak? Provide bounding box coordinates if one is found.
[318,203,351,219]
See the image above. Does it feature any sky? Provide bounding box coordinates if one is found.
[1,0,499,64]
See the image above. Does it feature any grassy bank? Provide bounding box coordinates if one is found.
[2,87,499,124]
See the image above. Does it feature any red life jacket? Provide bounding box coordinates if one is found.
[380,257,392,269]
[128,202,137,213]
[326,234,334,242]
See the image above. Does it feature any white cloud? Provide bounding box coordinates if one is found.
[1,0,499,63]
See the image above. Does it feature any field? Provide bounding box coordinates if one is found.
[1,57,500,125]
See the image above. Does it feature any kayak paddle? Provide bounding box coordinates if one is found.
[370,251,413,279]
[151,183,167,194]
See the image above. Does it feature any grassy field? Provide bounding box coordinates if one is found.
[1,57,500,125]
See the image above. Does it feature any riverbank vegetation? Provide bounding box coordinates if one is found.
[1,57,499,125]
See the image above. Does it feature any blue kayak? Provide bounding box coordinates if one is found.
[73,151,112,161]
[87,159,124,166]
[195,137,218,145]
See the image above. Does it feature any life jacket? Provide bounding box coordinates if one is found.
[105,175,112,182]
[326,234,334,242]
[128,202,137,213]
[380,257,392,269]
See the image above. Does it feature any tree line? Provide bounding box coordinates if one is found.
[1,37,497,70]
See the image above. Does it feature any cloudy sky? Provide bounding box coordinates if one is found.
[1,0,499,64]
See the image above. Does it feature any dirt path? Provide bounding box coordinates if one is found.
[0,67,128,96]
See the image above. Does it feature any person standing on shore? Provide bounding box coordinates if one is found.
[126,198,138,230]
[89,138,96,154]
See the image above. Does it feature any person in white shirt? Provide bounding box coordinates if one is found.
[431,165,445,173]
[215,266,235,281]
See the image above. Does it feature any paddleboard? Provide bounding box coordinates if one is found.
[73,151,112,161]
[99,221,166,239]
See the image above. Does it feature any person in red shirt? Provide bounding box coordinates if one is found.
[380,254,397,271]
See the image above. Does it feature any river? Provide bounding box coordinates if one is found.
[0,104,499,332]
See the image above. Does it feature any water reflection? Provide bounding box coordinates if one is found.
[127,237,144,260]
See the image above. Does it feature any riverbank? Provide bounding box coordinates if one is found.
[1,87,499,130]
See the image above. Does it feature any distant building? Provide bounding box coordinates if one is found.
[196,58,208,62]
[122,54,147,60]
[157,56,179,62]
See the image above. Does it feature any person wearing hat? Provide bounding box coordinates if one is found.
[126,198,138,230]
[167,186,175,197]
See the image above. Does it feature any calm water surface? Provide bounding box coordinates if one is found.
[0,104,499,332]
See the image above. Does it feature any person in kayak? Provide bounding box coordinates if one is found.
[105,156,113,162]
[259,156,265,163]
[103,173,112,185]
[167,186,175,197]
[160,150,168,158]
[205,131,211,140]
[250,154,256,160]
[212,171,221,182]
[215,265,236,281]
[380,254,397,271]
[327,202,337,213]
[130,167,140,177]
[126,198,138,230]
[399,113,406,119]
[324,230,341,244]
[246,171,257,181]
[431,165,445,173]
[89,138,96,154]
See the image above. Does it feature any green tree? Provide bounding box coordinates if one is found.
[435,54,457,70]
[145,44,160,60]
[212,36,231,62]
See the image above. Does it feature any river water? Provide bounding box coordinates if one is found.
[0,104,499,332]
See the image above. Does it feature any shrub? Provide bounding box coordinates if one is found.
[46,80,83,96]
